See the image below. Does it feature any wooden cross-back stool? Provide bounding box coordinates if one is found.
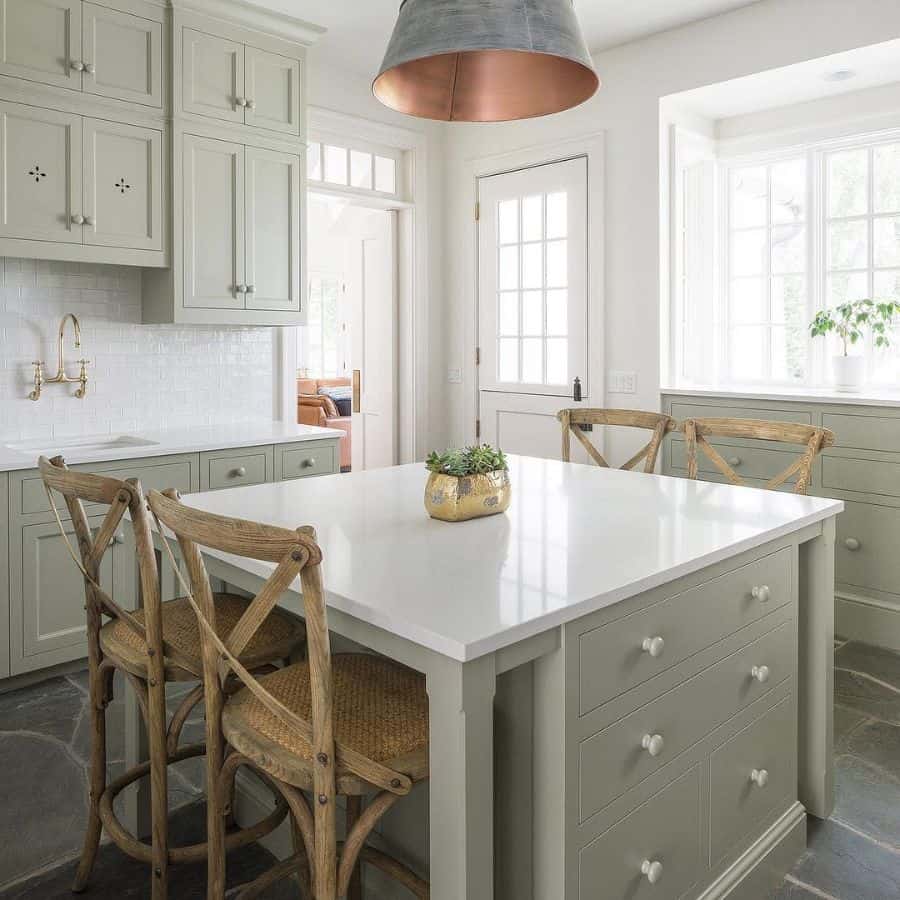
[679,418,835,495]
[557,408,677,473]
[38,456,306,900]
[147,488,430,900]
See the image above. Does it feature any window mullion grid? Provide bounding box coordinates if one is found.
[765,164,774,381]
[867,146,876,378]
[517,198,524,383]
[542,194,547,385]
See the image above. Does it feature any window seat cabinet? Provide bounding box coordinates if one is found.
[1,437,339,679]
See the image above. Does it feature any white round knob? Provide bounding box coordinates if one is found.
[246,98,256,109]
[641,636,665,658]
[113,533,125,545]
[236,284,247,293]
[750,768,769,788]
[641,733,665,757]
[70,60,85,72]
[72,214,85,225]
[844,537,861,552]
[751,585,771,603]
[641,860,663,884]
[751,665,770,684]
[301,458,316,468]
[84,63,95,75]
[728,456,742,467]
[246,284,255,293]
[236,96,247,107]
[233,466,247,477]
[84,215,95,227]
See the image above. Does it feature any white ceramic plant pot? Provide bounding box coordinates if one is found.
[832,354,866,393]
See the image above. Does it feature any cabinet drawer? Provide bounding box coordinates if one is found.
[579,620,794,822]
[710,696,796,865]
[822,455,900,499]
[671,402,811,427]
[278,444,335,480]
[669,440,801,486]
[201,446,272,491]
[836,500,900,596]
[579,548,792,715]
[579,766,701,900]
[824,413,900,452]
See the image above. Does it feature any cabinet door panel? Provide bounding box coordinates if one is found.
[84,118,162,250]
[83,2,162,107]
[0,0,81,90]
[0,101,82,243]
[245,146,300,311]
[183,134,244,309]
[0,475,8,678]
[245,46,301,135]
[182,27,244,123]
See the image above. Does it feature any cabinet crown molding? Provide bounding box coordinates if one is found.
[168,0,326,45]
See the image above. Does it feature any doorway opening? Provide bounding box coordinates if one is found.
[299,194,397,472]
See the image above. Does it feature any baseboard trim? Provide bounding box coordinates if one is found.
[836,591,900,651]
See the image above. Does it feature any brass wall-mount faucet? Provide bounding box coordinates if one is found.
[29,313,90,401]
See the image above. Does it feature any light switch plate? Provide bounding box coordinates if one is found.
[608,370,637,394]
[447,367,462,384]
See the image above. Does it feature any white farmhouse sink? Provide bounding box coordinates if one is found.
[5,434,159,458]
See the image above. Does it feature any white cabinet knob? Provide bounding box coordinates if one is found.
[750,665,770,684]
[641,733,665,757]
[751,585,771,603]
[246,98,256,109]
[728,456,742,467]
[236,96,248,107]
[844,537,861,552]
[84,215,95,227]
[301,458,316,468]
[113,533,125,545]
[84,63,95,75]
[72,214,85,225]
[235,284,247,294]
[246,284,255,293]
[750,768,769,788]
[641,636,665,658]
[70,60,85,72]
[641,860,663,884]
[232,466,247,477]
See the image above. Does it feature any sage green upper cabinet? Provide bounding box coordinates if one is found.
[0,101,83,244]
[0,0,162,108]
[82,2,163,108]
[0,0,82,91]
[244,46,301,136]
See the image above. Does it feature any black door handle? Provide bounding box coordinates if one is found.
[573,376,582,402]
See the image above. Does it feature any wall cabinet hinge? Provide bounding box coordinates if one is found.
[475,418,481,439]
[475,201,480,221]
[475,347,481,366]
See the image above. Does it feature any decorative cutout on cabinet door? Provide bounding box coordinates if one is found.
[28,165,47,183]
[114,177,131,194]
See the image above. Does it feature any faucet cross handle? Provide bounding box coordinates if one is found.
[29,361,44,401]
[75,358,90,399]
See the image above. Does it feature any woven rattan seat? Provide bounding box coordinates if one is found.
[100,594,305,680]
[222,654,429,793]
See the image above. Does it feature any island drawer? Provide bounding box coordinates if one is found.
[668,441,800,486]
[579,548,792,715]
[822,455,900,499]
[823,412,900,452]
[579,620,794,822]
[276,443,336,481]
[709,695,796,865]
[201,446,273,491]
[835,500,900,596]
[579,766,701,900]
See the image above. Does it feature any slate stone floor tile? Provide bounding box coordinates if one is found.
[835,642,900,690]
[832,753,900,849]
[771,875,832,899]
[0,676,85,747]
[833,703,868,751]
[834,668,900,725]
[843,719,900,780]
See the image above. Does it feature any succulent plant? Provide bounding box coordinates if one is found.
[425,444,508,476]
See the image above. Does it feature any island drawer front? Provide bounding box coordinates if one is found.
[579,548,792,715]
[202,446,273,491]
[19,459,195,517]
[835,500,900,595]
[822,455,900,499]
[670,402,812,427]
[579,766,701,900]
[709,695,796,865]
[278,445,336,480]
[823,413,900,452]
[669,441,800,486]
[579,620,794,823]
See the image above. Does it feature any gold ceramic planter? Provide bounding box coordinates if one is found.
[425,470,511,522]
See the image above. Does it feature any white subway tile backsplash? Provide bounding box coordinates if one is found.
[0,258,276,442]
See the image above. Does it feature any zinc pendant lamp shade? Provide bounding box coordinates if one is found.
[373,0,600,122]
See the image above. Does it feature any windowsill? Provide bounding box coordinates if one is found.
[660,382,900,408]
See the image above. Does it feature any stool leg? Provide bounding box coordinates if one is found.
[72,660,110,892]
[345,797,363,900]
[147,675,169,899]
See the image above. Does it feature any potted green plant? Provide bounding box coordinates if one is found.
[424,444,510,522]
[809,299,898,392]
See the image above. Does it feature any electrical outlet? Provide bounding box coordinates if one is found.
[608,370,637,394]
[447,367,462,384]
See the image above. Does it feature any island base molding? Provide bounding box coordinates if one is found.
[835,590,900,650]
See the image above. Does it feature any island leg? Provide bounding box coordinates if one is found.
[426,653,497,900]
[798,517,836,819]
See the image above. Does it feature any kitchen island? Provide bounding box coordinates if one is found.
[134,455,842,900]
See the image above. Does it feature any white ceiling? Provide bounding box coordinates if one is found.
[247,0,763,79]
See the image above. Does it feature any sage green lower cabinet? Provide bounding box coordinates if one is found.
[3,438,339,678]
[662,392,900,651]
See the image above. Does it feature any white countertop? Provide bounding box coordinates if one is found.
[175,456,843,662]
[661,383,900,408]
[0,422,344,473]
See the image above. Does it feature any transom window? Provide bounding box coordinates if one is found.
[495,191,569,386]
[307,140,399,197]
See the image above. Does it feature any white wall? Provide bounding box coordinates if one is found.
[439,0,900,453]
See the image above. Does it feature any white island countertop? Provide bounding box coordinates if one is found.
[175,455,844,661]
[0,422,344,473]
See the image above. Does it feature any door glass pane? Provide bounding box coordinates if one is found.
[522,195,543,241]
[771,225,805,274]
[546,192,567,239]
[828,220,868,270]
[875,143,900,213]
[771,159,806,224]
[522,338,542,383]
[731,166,767,228]
[499,292,518,335]
[546,240,567,287]
[546,338,567,385]
[827,271,868,305]
[499,246,519,290]
[730,278,765,324]
[730,326,766,380]
[307,142,322,181]
[874,216,900,268]
[350,150,373,189]
[522,291,542,335]
[829,149,868,217]
[522,244,542,289]
[546,289,567,335]
[498,338,518,382]
[324,145,347,185]
[731,229,766,277]
[375,156,396,193]
[498,199,518,244]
